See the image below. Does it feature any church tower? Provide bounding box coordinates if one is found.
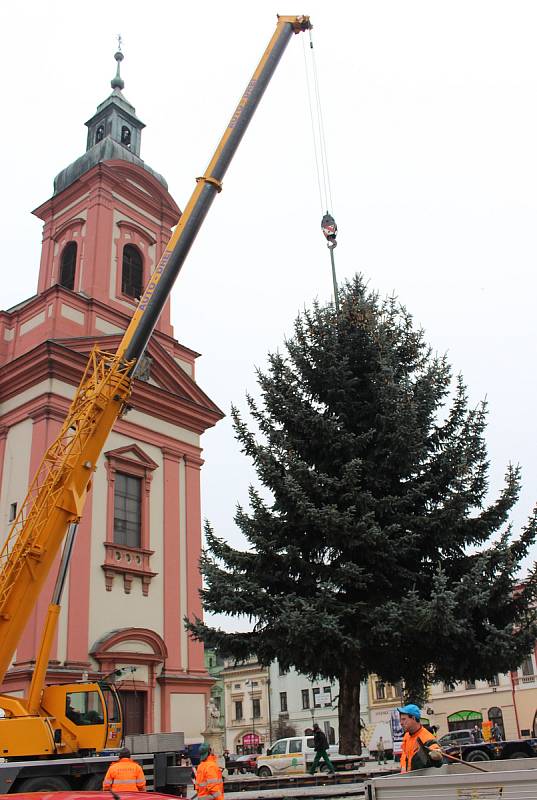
[0,49,222,738]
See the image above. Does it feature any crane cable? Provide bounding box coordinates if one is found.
[302,30,340,311]
[302,30,333,215]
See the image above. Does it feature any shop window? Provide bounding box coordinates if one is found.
[122,244,143,299]
[488,706,504,739]
[60,242,77,290]
[447,710,482,732]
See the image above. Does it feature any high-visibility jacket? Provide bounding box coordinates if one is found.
[194,754,224,800]
[400,726,441,773]
[103,757,146,791]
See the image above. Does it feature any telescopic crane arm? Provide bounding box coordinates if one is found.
[0,15,311,690]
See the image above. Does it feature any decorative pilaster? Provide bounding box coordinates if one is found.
[16,410,63,666]
[162,447,183,673]
[184,453,205,672]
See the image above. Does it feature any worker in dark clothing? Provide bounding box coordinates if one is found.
[309,723,336,775]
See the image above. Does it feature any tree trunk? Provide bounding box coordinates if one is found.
[338,665,363,755]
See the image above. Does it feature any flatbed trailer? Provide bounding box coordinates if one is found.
[0,733,192,795]
[365,756,537,799]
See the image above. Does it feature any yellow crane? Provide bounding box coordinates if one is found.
[0,15,312,764]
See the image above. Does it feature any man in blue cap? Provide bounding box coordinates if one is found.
[398,703,443,773]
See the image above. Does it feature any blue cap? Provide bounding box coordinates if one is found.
[199,743,211,760]
[398,704,421,720]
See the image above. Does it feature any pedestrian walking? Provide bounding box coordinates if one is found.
[376,736,387,765]
[308,723,336,775]
[194,743,224,800]
[103,747,146,792]
[398,704,443,773]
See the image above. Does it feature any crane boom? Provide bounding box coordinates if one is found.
[0,15,311,688]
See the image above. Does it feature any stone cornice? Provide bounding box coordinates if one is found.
[0,340,222,435]
[33,160,181,228]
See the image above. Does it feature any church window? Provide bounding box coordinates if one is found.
[95,125,105,143]
[59,242,77,290]
[113,472,142,548]
[122,245,143,299]
[103,446,157,596]
[121,126,132,149]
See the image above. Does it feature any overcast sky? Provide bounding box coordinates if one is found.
[2,1,537,628]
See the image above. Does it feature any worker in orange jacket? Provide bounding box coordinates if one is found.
[103,747,146,792]
[398,704,443,773]
[194,743,223,800]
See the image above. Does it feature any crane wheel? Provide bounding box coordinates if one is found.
[18,776,70,792]
[84,774,105,789]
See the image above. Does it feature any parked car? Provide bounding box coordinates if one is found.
[225,753,257,775]
[438,729,474,747]
[235,754,257,773]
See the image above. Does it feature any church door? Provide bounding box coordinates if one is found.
[119,690,146,735]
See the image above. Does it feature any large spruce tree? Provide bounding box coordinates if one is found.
[188,275,537,753]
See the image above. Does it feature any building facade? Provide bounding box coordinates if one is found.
[223,659,370,753]
[268,663,342,745]
[367,646,537,744]
[0,50,222,740]
[222,660,270,753]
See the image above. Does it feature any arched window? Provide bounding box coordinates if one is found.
[95,125,104,143]
[59,241,77,290]
[121,126,131,149]
[121,245,143,299]
[488,707,505,739]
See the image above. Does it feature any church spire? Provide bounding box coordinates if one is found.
[111,36,125,91]
[52,41,169,196]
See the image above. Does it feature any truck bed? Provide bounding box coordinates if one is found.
[365,757,537,798]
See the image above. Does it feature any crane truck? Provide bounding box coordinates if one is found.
[0,14,311,793]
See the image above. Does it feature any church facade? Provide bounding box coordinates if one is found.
[0,49,222,740]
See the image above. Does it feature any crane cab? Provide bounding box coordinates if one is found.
[41,680,123,754]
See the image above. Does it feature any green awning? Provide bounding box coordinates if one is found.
[447,710,483,722]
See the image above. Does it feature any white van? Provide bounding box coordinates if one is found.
[256,736,362,776]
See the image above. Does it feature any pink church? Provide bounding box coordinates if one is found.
[0,50,222,738]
